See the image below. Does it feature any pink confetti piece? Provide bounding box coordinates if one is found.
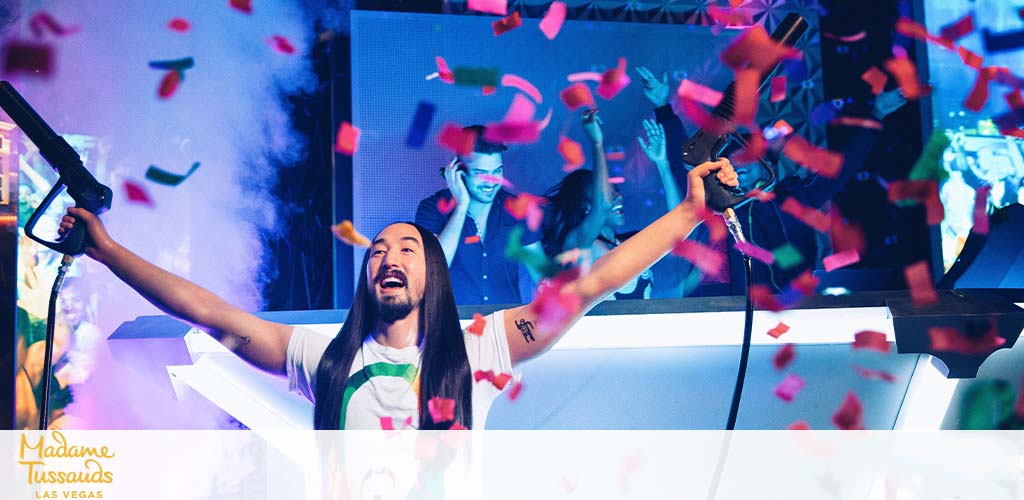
[229,0,253,14]
[698,208,729,243]
[467,0,507,16]
[823,249,861,272]
[492,11,522,36]
[123,180,154,206]
[157,70,181,99]
[479,174,514,190]
[380,416,396,430]
[939,12,974,43]
[782,135,844,178]
[929,321,1005,355]
[539,1,567,40]
[787,420,810,430]
[334,122,360,155]
[267,35,296,55]
[606,147,626,161]
[779,197,831,232]
[467,312,487,336]
[904,260,938,307]
[773,343,796,370]
[883,57,930,100]
[830,117,883,130]
[435,56,454,84]
[567,71,602,82]
[888,179,944,225]
[720,25,800,72]
[167,18,191,33]
[508,380,524,400]
[464,235,481,244]
[559,83,595,111]
[504,93,536,121]
[789,270,819,296]
[427,396,456,423]
[671,240,725,275]
[823,31,868,42]
[437,123,478,155]
[731,131,767,164]
[750,285,784,312]
[1014,376,1024,419]
[678,95,731,136]
[861,66,888,95]
[502,73,543,103]
[832,392,865,430]
[852,331,890,354]
[596,57,631,100]
[484,121,542,144]
[895,17,954,50]
[773,373,805,402]
[770,75,787,103]
[707,5,753,27]
[437,197,457,215]
[608,176,625,184]
[504,193,545,231]
[732,68,760,125]
[767,322,790,339]
[530,268,584,333]
[853,366,897,383]
[558,136,585,172]
[972,185,990,235]
[561,476,578,494]
[734,241,776,265]
[28,11,79,38]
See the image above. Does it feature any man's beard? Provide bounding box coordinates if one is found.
[376,293,415,323]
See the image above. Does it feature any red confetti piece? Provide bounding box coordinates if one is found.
[895,17,954,50]
[773,343,796,370]
[780,197,831,232]
[427,397,456,423]
[559,83,595,111]
[972,185,990,235]
[450,421,467,430]
[823,31,868,42]
[698,208,728,243]
[671,240,725,275]
[676,79,723,107]
[1006,90,1024,110]
[853,365,897,383]
[464,235,481,245]
[504,193,545,231]
[750,285,784,312]
[830,208,866,255]
[502,74,542,103]
[530,268,584,332]
[467,312,487,335]
[732,68,760,125]
[437,197,457,215]
[539,1,567,40]
[380,416,411,431]
[958,46,984,70]
[708,6,753,27]
[770,75,787,103]
[861,67,888,95]
[883,57,930,100]
[731,131,766,164]
[720,25,800,72]
[437,123,477,155]
[558,136,585,172]
[597,57,631,100]
[823,249,861,272]
[782,135,844,178]
[767,322,790,339]
[771,119,794,137]
[123,181,154,206]
[606,148,626,161]
[435,56,454,84]
[939,12,974,43]
[745,188,776,202]
[888,180,943,225]
[268,35,296,55]
[904,260,938,307]
[832,392,865,430]
[787,420,810,430]
[229,0,253,14]
[28,11,79,38]
[167,18,191,33]
[1014,376,1024,419]
[2,40,53,77]
[508,380,524,400]
[482,85,497,96]
[830,117,883,130]
[474,370,513,390]
[964,66,1002,112]
[467,0,507,16]
[485,121,542,144]
[789,270,819,296]
[492,11,522,36]
[928,321,1005,355]
[734,241,775,265]
[334,122,360,155]
[773,373,804,402]
[157,70,181,99]
[678,95,731,137]
[608,176,625,184]
[852,331,890,353]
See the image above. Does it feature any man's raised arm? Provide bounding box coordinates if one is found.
[502,159,739,365]
[62,208,293,375]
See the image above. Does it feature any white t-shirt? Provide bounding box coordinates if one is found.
[286,309,513,429]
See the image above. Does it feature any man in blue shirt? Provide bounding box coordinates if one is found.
[416,126,543,305]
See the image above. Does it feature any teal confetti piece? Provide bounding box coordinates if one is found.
[505,226,560,278]
[145,162,200,186]
[148,57,195,72]
[908,131,951,182]
[773,244,804,270]
[452,67,500,87]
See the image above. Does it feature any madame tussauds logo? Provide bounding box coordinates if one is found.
[18,431,115,498]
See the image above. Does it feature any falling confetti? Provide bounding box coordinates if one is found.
[539,1,567,40]
[331,220,371,247]
[767,322,791,339]
[145,162,201,186]
[334,122,360,155]
[852,331,890,354]
[427,397,456,423]
[467,313,487,336]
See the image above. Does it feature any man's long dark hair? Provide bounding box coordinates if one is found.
[542,169,594,258]
[312,222,472,429]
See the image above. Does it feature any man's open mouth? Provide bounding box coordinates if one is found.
[377,271,407,289]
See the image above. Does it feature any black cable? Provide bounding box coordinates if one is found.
[38,255,73,430]
[725,254,754,430]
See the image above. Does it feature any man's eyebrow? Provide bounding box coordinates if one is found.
[372,236,422,246]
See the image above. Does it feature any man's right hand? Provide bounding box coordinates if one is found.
[443,157,470,209]
[635,65,670,108]
[60,208,116,263]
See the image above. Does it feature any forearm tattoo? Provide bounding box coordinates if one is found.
[515,318,535,343]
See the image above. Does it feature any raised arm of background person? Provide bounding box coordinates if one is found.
[434,157,472,265]
[563,110,613,251]
[635,66,691,185]
[61,208,292,375]
[638,118,683,210]
[502,160,739,365]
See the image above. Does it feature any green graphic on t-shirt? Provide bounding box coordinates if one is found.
[339,362,419,429]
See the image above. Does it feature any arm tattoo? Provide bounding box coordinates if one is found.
[514,318,535,343]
